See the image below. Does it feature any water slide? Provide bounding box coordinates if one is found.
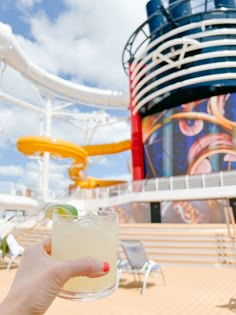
[0,22,129,110]
[17,136,131,189]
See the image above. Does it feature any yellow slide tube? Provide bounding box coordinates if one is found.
[17,136,131,189]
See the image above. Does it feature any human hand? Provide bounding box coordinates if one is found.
[0,238,110,315]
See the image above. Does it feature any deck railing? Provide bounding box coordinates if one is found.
[2,170,236,204]
[70,170,236,203]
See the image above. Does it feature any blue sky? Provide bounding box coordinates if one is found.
[0,0,67,38]
[0,0,147,193]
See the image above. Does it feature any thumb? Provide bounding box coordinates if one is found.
[58,257,110,284]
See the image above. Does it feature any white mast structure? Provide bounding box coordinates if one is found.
[0,22,129,201]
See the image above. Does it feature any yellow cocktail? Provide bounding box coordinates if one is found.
[51,209,118,301]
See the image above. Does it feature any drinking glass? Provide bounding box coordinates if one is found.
[51,209,118,301]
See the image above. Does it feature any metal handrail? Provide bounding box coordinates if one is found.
[224,203,236,239]
[2,171,236,204]
[69,170,236,201]
[122,0,236,74]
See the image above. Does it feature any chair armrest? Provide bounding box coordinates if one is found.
[149,260,161,271]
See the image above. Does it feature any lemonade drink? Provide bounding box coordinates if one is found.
[51,211,118,300]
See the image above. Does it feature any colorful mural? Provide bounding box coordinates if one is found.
[142,93,236,178]
[102,202,151,223]
[161,199,226,224]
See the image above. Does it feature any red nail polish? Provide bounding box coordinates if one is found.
[103,262,110,272]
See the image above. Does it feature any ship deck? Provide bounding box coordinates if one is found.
[1,265,236,314]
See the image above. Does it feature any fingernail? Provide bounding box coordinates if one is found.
[103,261,110,272]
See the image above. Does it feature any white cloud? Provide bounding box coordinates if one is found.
[17,0,147,90]
[94,120,131,143]
[104,172,132,182]
[89,156,109,167]
[0,165,24,177]
[21,159,71,192]
[17,0,42,10]
[0,101,41,151]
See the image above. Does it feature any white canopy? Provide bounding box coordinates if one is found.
[0,193,40,211]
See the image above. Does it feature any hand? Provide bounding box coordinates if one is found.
[0,238,109,315]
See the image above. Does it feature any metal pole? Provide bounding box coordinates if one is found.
[41,96,52,201]
[83,119,100,180]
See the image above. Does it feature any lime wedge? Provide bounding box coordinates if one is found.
[45,204,78,220]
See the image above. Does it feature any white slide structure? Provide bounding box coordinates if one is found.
[0,22,129,110]
[0,22,130,212]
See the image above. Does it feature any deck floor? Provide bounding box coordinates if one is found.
[1,265,236,314]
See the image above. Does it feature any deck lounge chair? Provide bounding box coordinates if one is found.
[120,240,166,295]
[5,234,24,271]
[116,253,129,289]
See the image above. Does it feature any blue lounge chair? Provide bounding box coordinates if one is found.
[119,240,166,295]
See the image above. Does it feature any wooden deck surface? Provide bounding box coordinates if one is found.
[1,265,236,314]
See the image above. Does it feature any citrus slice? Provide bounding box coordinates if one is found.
[45,204,78,220]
